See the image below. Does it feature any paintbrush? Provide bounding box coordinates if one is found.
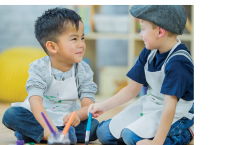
[85,111,92,145]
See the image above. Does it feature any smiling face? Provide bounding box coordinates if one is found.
[55,21,86,64]
[139,20,159,50]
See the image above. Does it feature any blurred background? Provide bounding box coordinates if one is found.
[0,5,193,103]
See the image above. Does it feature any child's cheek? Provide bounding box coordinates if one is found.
[69,44,75,52]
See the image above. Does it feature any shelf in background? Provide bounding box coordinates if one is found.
[133,33,193,41]
[85,32,193,41]
[85,32,129,40]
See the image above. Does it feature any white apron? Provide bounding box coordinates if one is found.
[109,37,194,139]
[12,60,81,126]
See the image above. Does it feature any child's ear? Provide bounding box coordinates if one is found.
[158,27,165,38]
[46,41,58,54]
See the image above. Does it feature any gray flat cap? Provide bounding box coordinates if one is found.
[130,5,187,35]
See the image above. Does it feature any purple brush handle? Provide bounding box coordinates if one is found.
[41,112,56,136]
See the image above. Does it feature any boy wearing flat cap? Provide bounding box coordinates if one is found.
[88,5,194,145]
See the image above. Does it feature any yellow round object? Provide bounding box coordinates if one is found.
[0,47,47,103]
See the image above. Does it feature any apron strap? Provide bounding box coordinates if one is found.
[49,58,52,74]
[147,49,157,64]
[164,37,182,62]
[48,58,52,82]
[162,49,193,71]
[146,37,181,68]
[168,50,193,64]
[72,63,75,78]
[167,50,193,65]
[75,63,79,88]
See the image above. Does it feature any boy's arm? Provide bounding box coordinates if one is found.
[89,80,143,117]
[63,97,94,127]
[103,80,143,111]
[153,95,178,145]
[76,97,94,121]
[29,96,57,129]
[29,96,58,139]
[26,58,57,139]
[137,95,178,145]
[77,62,97,103]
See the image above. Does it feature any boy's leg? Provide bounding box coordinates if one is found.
[122,104,194,145]
[122,128,145,145]
[168,103,194,137]
[164,104,194,144]
[96,119,124,145]
[164,128,193,145]
[2,107,44,143]
[74,118,99,143]
[122,128,193,145]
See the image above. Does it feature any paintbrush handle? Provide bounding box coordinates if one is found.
[85,112,92,143]
[62,111,76,135]
[86,112,92,131]
[41,112,56,136]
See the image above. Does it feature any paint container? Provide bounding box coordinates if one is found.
[48,132,70,145]
[16,140,24,145]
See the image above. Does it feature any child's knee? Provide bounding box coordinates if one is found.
[2,107,31,130]
[2,107,17,125]
[91,118,99,131]
[121,128,136,145]
[96,119,113,144]
[67,126,77,144]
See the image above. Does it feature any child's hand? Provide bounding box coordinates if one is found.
[63,112,80,127]
[88,103,105,118]
[136,139,160,145]
[43,127,51,140]
[43,125,58,140]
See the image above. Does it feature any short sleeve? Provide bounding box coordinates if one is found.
[126,47,151,86]
[76,61,97,102]
[160,56,194,99]
[25,57,50,101]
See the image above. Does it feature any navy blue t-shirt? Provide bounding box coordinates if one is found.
[127,44,194,101]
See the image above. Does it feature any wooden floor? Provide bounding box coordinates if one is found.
[0,97,194,145]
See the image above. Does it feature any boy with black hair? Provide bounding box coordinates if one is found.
[2,7,99,144]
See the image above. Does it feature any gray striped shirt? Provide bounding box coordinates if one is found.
[25,56,97,102]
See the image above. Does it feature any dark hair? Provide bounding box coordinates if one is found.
[35,7,82,55]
